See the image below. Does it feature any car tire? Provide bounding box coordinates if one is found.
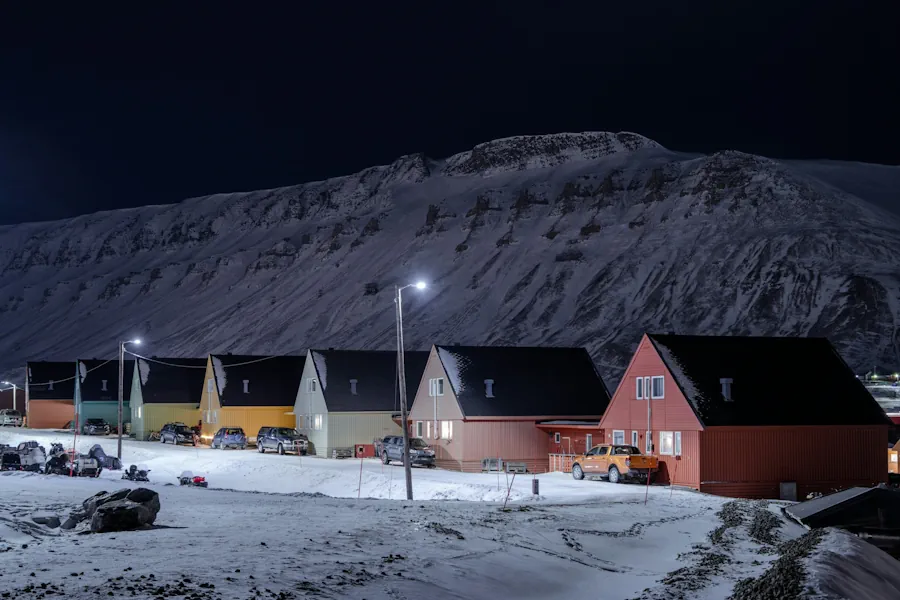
[278,444,285,455]
[241,445,246,451]
[382,452,390,465]
[221,443,227,451]
[258,444,265,454]
[608,466,621,484]
[572,464,585,480]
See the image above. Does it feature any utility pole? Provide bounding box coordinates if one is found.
[394,281,427,501]
[118,339,141,460]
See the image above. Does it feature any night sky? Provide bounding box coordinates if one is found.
[1,2,897,225]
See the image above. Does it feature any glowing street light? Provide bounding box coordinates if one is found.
[395,280,428,500]
[118,338,142,459]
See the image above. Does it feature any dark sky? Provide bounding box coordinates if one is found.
[1,2,897,225]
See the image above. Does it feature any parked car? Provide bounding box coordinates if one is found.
[160,422,199,446]
[256,427,308,455]
[571,444,658,483]
[377,436,435,467]
[82,418,111,435]
[0,409,23,427]
[211,427,247,450]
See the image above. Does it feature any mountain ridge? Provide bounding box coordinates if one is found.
[2,131,899,387]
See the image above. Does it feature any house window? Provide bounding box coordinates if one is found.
[313,414,323,431]
[242,380,250,394]
[429,378,445,397]
[297,415,305,429]
[441,420,452,440]
[635,377,643,399]
[554,432,561,444]
[645,430,652,454]
[659,431,674,455]
[415,421,424,437]
[612,430,624,445]
[308,378,317,393]
[586,433,593,452]
[426,420,431,439]
[631,431,639,447]
[651,376,665,399]
[644,377,650,400]
[137,406,142,419]
[207,379,213,393]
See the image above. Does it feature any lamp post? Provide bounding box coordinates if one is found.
[1,381,17,412]
[118,338,141,459]
[395,281,426,500]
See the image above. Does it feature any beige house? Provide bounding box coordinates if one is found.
[294,349,428,457]
[408,345,611,472]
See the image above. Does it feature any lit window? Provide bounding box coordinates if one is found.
[430,378,444,396]
[674,431,682,456]
[426,420,431,439]
[313,414,323,430]
[137,406,142,419]
[415,421,423,437]
[441,420,452,440]
[651,376,665,399]
[659,431,674,455]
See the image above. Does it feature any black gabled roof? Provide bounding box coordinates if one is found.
[309,350,429,412]
[77,359,135,403]
[26,361,77,400]
[211,355,304,407]
[433,345,610,418]
[647,334,892,428]
[136,358,207,404]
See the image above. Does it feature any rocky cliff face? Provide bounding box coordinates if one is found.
[1,131,898,386]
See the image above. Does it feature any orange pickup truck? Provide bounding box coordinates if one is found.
[571,444,658,484]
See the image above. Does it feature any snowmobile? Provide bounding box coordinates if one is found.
[178,471,208,488]
[44,445,102,477]
[16,441,46,472]
[1,447,23,471]
[122,464,150,482]
[89,444,122,471]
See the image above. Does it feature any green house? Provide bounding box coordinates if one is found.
[75,358,135,431]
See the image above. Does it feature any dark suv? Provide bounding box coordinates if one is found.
[379,436,435,467]
[83,419,110,435]
[257,427,308,455]
[160,422,198,446]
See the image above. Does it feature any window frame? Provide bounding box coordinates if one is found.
[415,421,423,437]
[651,376,665,399]
[612,430,625,445]
[659,431,674,456]
[207,378,214,394]
[426,420,432,439]
[553,432,561,444]
[635,377,643,400]
[645,430,652,454]
[674,431,682,456]
[430,378,445,397]
[441,420,453,440]
[631,430,639,447]
[586,433,594,452]
[313,414,323,431]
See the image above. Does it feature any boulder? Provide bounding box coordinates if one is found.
[83,489,129,517]
[32,515,61,528]
[89,488,160,533]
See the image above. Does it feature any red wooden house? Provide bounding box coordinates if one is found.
[600,334,890,500]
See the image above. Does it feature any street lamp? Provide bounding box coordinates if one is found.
[395,281,427,500]
[118,338,141,459]
[1,381,17,412]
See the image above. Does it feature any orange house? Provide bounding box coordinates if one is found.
[600,334,890,500]
[26,361,77,429]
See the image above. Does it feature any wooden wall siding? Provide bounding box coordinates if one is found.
[216,407,294,442]
[654,430,701,488]
[409,347,463,421]
[199,359,221,439]
[699,426,888,499]
[306,414,329,457]
[419,418,466,465]
[546,427,604,456]
[600,335,702,435]
[461,420,554,469]
[135,405,201,441]
[327,412,401,455]
[26,400,74,429]
[80,401,124,425]
[295,355,329,455]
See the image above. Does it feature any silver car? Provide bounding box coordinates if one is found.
[0,409,23,427]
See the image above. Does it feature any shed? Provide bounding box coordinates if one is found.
[25,361,77,429]
[199,354,304,443]
[130,357,207,441]
[600,334,891,498]
[408,345,611,472]
[295,349,428,457]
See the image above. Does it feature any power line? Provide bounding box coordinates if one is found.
[125,351,297,369]
[128,353,207,369]
[27,358,116,387]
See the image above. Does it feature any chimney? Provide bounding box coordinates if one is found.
[242,379,250,394]
[720,378,733,401]
[48,380,54,391]
[101,379,108,392]
[484,379,495,398]
[350,379,358,395]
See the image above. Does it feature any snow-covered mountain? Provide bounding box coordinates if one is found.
[2,131,899,386]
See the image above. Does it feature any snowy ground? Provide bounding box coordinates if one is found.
[2,429,900,599]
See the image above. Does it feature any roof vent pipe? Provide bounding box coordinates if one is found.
[243,380,250,394]
[484,379,495,398]
[350,379,358,395]
[720,378,733,401]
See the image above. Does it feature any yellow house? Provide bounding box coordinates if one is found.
[199,354,304,443]
[130,357,207,440]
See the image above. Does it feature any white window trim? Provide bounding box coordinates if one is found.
[635,377,643,400]
[651,376,665,399]
[430,378,445,397]
[645,430,652,454]
[611,430,625,445]
[426,420,432,439]
[631,430,639,447]
[415,421,423,437]
[554,432,561,444]
[643,377,650,400]
[674,431,682,456]
[441,420,452,440]
[586,433,594,452]
[659,431,675,456]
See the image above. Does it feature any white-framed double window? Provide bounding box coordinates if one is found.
[612,430,624,445]
[429,378,444,396]
[636,377,644,399]
[659,431,682,455]
[415,421,424,437]
[651,376,665,399]
[637,376,665,399]
[441,420,453,440]
[631,431,639,447]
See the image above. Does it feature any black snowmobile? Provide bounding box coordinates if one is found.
[122,464,150,482]
[1,447,23,471]
[89,444,122,471]
[44,444,102,477]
